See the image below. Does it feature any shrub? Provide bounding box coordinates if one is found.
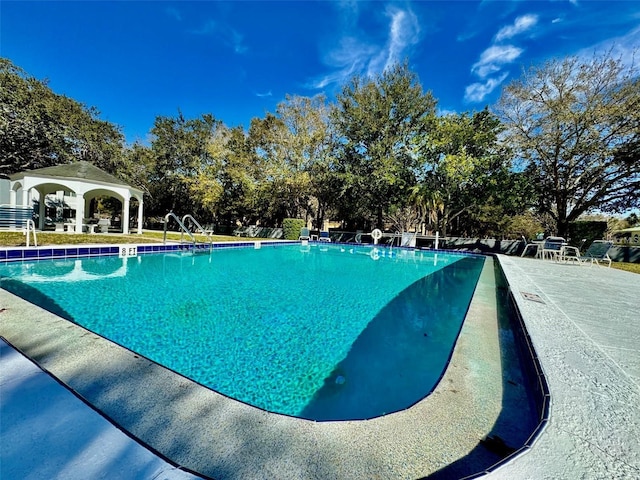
[505,212,544,240]
[283,218,305,240]
[568,221,607,248]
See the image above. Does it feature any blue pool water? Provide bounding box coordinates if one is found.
[0,244,484,420]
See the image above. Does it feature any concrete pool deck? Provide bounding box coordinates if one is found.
[489,255,640,479]
[1,253,639,479]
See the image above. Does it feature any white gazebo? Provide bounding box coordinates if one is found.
[8,161,144,234]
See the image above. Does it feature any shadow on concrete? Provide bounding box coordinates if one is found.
[425,259,542,479]
[0,277,74,321]
[300,256,484,421]
[0,339,205,480]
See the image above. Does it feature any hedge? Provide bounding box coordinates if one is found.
[283,218,306,240]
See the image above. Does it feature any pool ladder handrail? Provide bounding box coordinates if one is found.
[163,213,197,249]
[181,214,213,252]
[24,219,38,247]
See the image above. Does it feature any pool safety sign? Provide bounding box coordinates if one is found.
[119,245,138,258]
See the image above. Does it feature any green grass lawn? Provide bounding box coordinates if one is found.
[611,262,640,275]
[0,230,244,247]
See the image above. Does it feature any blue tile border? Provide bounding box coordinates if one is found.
[0,240,441,263]
[7,250,22,260]
[0,241,303,263]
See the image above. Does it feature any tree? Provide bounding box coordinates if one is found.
[494,52,640,237]
[249,95,332,225]
[416,109,515,236]
[148,112,220,217]
[194,125,258,226]
[332,62,437,228]
[0,58,125,175]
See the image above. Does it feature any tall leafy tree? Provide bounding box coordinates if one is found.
[494,52,640,237]
[249,95,332,225]
[416,109,515,236]
[148,112,220,217]
[278,94,336,229]
[0,58,124,175]
[332,62,437,228]
[191,125,258,225]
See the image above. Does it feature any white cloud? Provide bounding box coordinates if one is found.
[191,20,217,36]
[382,6,420,71]
[472,45,523,78]
[255,91,272,98]
[576,24,640,68]
[495,14,539,42]
[191,20,247,55]
[464,72,509,103]
[165,7,181,22]
[310,37,377,89]
[310,5,420,90]
[464,14,531,104]
[230,30,247,54]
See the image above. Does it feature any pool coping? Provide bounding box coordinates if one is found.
[485,255,640,479]
[1,247,553,478]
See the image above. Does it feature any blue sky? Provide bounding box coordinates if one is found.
[2,1,639,144]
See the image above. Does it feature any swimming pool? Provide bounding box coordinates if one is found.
[0,244,484,421]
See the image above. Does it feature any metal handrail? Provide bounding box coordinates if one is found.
[182,214,213,251]
[24,219,38,247]
[163,212,197,247]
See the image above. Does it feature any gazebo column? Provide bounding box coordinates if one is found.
[21,188,29,207]
[9,188,16,207]
[84,196,92,219]
[122,197,130,235]
[137,198,144,234]
[74,194,85,233]
[37,189,46,229]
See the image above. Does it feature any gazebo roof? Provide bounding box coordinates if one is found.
[9,161,130,187]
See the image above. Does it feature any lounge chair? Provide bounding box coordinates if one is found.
[299,227,310,241]
[561,240,613,267]
[540,236,566,260]
[520,236,543,257]
[318,231,331,242]
[233,226,252,237]
[401,231,417,248]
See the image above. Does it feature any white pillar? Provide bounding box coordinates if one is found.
[75,194,85,233]
[21,188,28,207]
[137,197,143,234]
[84,196,92,219]
[38,189,46,229]
[122,197,130,234]
[9,188,16,207]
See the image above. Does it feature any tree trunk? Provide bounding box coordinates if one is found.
[557,218,569,239]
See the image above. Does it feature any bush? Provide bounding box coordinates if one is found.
[568,221,607,248]
[505,212,544,240]
[283,218,305,240]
